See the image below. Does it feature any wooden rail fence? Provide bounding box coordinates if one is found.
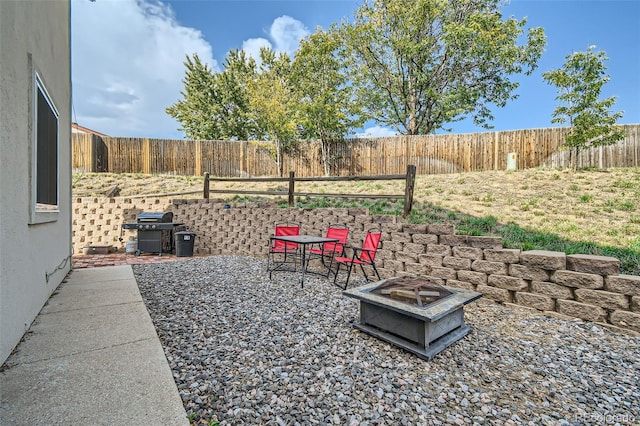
[72,124,640,176]
[203,165,417,216]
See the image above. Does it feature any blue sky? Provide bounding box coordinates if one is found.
[71,0,640,138]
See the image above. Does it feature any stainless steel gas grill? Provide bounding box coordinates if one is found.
[121,212,184,256]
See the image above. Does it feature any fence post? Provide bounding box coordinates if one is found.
[90,134,99,172]
[142,138,151,174]
[203,172,210,199]
[195,141,202,177]
[288,171,295,207]
[403,164,416,217]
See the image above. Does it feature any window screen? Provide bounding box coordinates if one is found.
[36,80,58,206]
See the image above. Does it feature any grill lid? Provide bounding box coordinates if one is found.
[137,211,173,223]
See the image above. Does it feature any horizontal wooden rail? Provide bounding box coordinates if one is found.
[129,190,201,199]
[294,174,406,182]
[294,192,404,199]
[208,189,288,196]
[207,177,290,183]
[203,165,417,216]
[205,190,402,199]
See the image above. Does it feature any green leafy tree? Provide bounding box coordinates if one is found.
[166,51,257,140]
[542,46,625,167]
[248,48,299,176]
[215,50,258,140]
[291,28,366,176]
[165,54,218,140]
[340,0,546,135]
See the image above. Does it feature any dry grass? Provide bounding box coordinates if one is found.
[73,167,640,257]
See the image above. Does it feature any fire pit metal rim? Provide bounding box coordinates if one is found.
[343,279,482,322]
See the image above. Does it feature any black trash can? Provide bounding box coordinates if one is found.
[175,231,196,257]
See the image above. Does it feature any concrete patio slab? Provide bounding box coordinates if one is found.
[1,339,186,425]
[6,301,158,365]
[0,265,188,426]
[66,264,136,282]
[40,278,142,314]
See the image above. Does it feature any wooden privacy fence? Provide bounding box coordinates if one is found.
[72,133,108,172]
[72,124,640,176]
[203,165,417,216]
[72,134,278,175]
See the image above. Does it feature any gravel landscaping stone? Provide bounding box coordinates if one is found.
[133,256,640,425]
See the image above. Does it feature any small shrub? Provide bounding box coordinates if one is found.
[528,197,540,207]
[613,180,634,189]
[619,201,634,211]
[482,193,495,203]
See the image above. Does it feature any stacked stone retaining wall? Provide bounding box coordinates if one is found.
[73,197,640,334]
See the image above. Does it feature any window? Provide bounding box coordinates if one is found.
[31,72,59,223]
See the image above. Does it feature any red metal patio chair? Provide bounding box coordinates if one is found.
[306,223,349,277]
[267,222,301,277]
[333,226,382,289]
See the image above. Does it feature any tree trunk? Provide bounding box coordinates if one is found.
[576,146,581,169]
[408,69,418,135]
[276,140,284,177]
[571,146,580,170]
[321,139,330,177]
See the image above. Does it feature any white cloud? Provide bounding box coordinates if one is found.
[355,125,398,138]
[241,15,309,64]
[241,38,272,67]
[71,0,216,138]
[270,16,309,56]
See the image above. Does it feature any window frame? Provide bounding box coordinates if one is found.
[30,71,60,224]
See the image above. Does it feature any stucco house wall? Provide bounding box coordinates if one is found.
[0,0,72,364]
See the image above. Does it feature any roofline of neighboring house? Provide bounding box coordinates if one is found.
[71,122,109,138]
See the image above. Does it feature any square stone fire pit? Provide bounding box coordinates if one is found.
[343,277,482,360]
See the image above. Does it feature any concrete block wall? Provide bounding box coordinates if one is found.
[73,198,640,334]
[72,197,170,250]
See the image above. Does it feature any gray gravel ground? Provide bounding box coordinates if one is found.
[133,256,640,426]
